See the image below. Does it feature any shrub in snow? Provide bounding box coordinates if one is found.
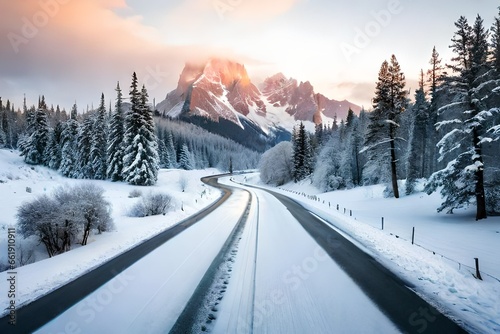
[129,192,172,217]
[16,238,36,267]
[17,183,113,257]
[383,180,405,198]
[128,189,142,198]
[259,141,293,186]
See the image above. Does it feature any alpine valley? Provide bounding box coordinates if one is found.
[156,58,360,151]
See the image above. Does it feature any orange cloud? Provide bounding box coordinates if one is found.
[0,0,304,110]
[0,0,200,108]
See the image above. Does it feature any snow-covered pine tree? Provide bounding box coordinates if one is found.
[178,143,193,170]
[156,129,167,168]
[165,132,177,168]
[157,135,168,168]
[406,71,430,195]
[426,47,445,174]
[77,114,94,179]
[59,104,80,177]
[1,105,12,149]
[107,82,125,181]
[491,8,500,73]
[0,111,6,149]
[19,96,50,165]
[122,74,159,186]
[362,56,407,197]
[292,122,313,182]
[89,93,107,179]
[340,109,362,187]
[140,83,159,178]
[47,121,63,170]
[425,15,490,220]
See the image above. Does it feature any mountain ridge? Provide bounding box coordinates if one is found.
[156,58,360,151]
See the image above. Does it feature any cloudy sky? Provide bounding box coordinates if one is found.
[0,0,497,112]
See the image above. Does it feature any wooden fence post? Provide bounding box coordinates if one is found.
[474,258,483,280]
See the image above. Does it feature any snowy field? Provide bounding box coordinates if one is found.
[232,173,500,333]
[0,149,221,318]
[1,147,499,333]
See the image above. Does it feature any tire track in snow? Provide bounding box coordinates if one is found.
[169,185,253,333]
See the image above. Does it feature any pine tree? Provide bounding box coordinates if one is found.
[107,83,125,181]
[122,74,159,186]
[59,105,79,178]
[0,110,6,149]
[165,132,176,168]
[1,104,14,149]
[406,71,430,195]
[47,121,63,170]
[157,136,168,168]
[19,97,49,165]
[340,110,362,187]
[449,16,473,76]
[426,15,489,220]
[178,143,193,170]
[77,115,94,179]
[426,47,445,175]
[292,122,312,182]
[363,56,407,197]
[491,7,500,73]
[89,93,107,179]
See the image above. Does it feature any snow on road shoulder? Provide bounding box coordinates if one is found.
[0,150,222,318]
[232,173,500,333]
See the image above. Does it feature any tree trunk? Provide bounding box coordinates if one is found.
[354,143,360,186]
[473,128,487,220]
[389,124,399,198]
[82,218,91,245]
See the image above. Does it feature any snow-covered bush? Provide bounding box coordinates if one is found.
[130,192,172,217]
[17,194,66,257]
[312,136,346,192]
[259,141,293,186]
[128,189,142,198]
[17,183,113,257]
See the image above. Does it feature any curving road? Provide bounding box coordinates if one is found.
[0,174,469,333]
[0,174,240,334]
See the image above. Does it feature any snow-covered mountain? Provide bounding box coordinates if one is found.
[156,58,360,150]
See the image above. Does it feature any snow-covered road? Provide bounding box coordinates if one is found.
[252,189,398,333]
[214,179,399,333]
[32,174,466,333]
